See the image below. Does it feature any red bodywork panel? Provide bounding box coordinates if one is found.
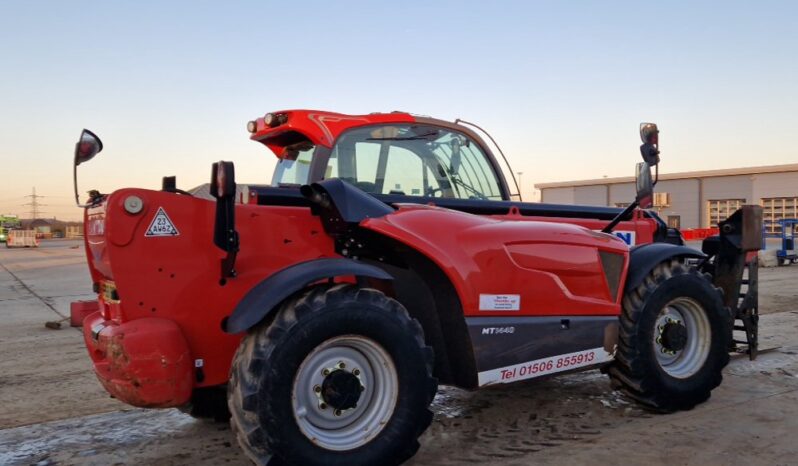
[80,188,335,406]
[82,313,193,407]
[362,204,630,317]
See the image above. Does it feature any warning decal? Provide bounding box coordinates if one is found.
[145,207,180,237]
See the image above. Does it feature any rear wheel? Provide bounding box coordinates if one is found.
[608,259,730,412]
[228,284,437,466]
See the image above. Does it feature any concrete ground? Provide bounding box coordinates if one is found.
[1,240,797,466]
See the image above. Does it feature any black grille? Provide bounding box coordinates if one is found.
[599,251,624,301]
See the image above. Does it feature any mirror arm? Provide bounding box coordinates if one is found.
[602,199,639,234]
[73,162,81,207]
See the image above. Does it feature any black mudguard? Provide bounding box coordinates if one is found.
[625,243,706,292]
[224,258,393,334]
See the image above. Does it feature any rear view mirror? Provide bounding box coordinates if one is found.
[75,129,103,166]
[640,123,658,145]
[211,161,236,198]
[74,129,104,207]
[639,122,660,166]
[635,162,653,208]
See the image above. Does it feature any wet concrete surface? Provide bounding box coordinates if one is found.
[1,240,797,465]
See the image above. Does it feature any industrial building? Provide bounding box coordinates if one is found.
[535,163,798,230]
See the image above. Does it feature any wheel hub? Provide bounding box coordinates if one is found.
[292,335,399,451]
[660,321,688,352]
[321,369,363,411]
[653,298,712,379]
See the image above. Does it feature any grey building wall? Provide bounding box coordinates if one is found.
[700,175,754,228]
[541,186,575,204]
[539,168,798,230]
[573,185,608,206]
[608,183,635,206]
[657,179,701,229]
[752,172,798,200]
[702,175,754,203]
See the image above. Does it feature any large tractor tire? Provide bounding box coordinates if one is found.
[179,386,230,422]
[228,284,437,466]
[608,259,730,412]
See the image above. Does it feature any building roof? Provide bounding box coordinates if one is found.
[535,163,798,189]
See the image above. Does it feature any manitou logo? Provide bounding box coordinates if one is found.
[594,230,636,246]
[613,231,636,245]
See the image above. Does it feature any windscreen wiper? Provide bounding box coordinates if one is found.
[450,176,487,200]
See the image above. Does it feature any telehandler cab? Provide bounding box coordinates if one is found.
[72,111,761,465]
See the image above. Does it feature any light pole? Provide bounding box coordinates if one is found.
[516,172,523,200]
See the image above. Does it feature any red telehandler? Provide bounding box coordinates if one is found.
[71,111,761,465]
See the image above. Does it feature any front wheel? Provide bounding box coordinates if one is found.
[228,284,437,466]
[608,259,730,412]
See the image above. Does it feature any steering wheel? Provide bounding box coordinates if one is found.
[425,186,444,198]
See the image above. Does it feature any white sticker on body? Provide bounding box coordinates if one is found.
[479,294,520,311]
[478,347,614,386]
[145,207,180,237]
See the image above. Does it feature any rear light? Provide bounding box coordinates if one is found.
[246,120,257,133]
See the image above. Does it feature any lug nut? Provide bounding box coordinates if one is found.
[353,369,360,376]
[334,409,342,416]
[319,402,327,410]
[338,361,346,369]
[322,368,330,376]
[314,385,321,393]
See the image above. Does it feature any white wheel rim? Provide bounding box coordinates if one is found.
[653,297,712,379]
[292,335,398,451]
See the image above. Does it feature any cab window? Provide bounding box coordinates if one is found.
[271,142,315,186]
[326,124,502,199]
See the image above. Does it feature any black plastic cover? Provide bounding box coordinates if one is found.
[225,258,393,334]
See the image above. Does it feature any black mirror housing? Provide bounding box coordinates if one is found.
[639,122,660,166]
[75,129,103,166]
[210,161,236,199]
[74,129,104,207]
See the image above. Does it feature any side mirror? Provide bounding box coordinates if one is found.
[74,129,104,207]
[75,129,103,166]
[639,122,660,166]
[635,162,653,208]
[210,161,239,280]
[210,161,236,198]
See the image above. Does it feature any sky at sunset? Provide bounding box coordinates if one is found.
[1,1,796,220]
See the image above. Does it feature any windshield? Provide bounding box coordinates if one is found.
[326,124,503,200]
[271,144,316,186]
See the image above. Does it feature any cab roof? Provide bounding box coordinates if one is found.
[249,110,427,157]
